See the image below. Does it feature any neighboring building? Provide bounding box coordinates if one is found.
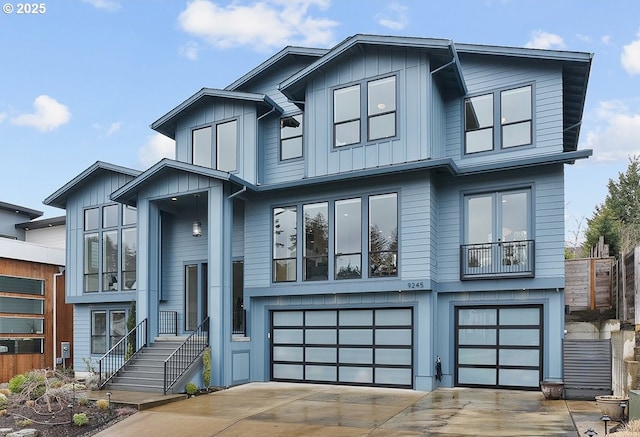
[0,201,72,382]
[45,34,592,392]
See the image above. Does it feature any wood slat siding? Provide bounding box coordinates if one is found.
[563,339,612,400]
[0,259,72,382]
[565,258,613,310]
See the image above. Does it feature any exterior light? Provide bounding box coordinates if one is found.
[600,414,610,435]
[584,428,597,436]
[193,193,202,237]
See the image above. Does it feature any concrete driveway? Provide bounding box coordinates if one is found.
[95,382,600,437]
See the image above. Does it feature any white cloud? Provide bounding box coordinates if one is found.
[138,133,175,168]
[376,2,409,31]
[177,0,338,52]
[180,41,200,61]
[583,100,640,162]
[525,30,565,50]
[621,30,640,75]
[107,122,121,136]
[11,95,71,132]
[0,113,6,123]
[601,35,612,45]
[81,0,121,12]
[576,34,592,44]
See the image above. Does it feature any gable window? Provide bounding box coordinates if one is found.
[83,204,137,293]
[368,76,396,141]
[464,85,532,154]
[192,126,212,167]
[303,202,328,281]
[217,120,237,172]
[369,193,398,277]
[334,84,361,147]
[335,198,361,279]
[273,206,297,282]
[280,114,303,160]
[462,188,534,278]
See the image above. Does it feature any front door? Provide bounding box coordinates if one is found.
[185,262,208,331]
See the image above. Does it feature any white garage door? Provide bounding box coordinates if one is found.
[455,304,543,390]
[271,308,413,388]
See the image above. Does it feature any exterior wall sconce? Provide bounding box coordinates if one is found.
[193,194,202,237]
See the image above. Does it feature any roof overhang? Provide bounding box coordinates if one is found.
[150,88,285,139]
[15,216,66,230]
[0,201,42,220]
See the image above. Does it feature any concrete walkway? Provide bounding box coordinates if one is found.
[95,382,606,437]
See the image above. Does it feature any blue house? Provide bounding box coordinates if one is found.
[45,34,592,393]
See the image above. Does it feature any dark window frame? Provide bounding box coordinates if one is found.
[280,113,304,161]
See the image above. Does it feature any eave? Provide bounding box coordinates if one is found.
[0,201,42,220]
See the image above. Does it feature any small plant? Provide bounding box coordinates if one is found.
[8,374,26,393]
[77,396,90,406]
[82,357,97,373]
[202,347,211,388]
[96,398,110,410]
[15,418,33,427]
[73,412,89,426]
[0,393,7,408]
[185,382,198,396]
[0,409,7,417]
[50,379,64,388]
[25,400,35,407]
[0,388,11,396]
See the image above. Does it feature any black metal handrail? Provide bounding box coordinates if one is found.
[159,311,178,335]
[98,318,147,389]
[163,317,209,394]
[461,240,535,279]
[232,308,246,335]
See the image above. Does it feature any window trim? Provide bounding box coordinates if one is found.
[90,308,128,355]
[464,84,534,155]
[191,118,239,172]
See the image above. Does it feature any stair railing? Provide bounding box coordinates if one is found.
[98,318,148,389]
[163,317,209,394]
[159,310,178,335]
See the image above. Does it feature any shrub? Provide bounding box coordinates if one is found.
[0,388,11,397]
[8,374,26,393]
[0,410,7,417]
[0,393,7,408]
[96,398,110,410]
[15,418,33,427]
[185,382,198,396]
[202,347,211,388]
[50,379,64,389]
[73,412,89,426]
[77,396,89,406]
[25,400,35,407]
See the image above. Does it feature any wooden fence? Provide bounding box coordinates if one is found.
[565,257,615,311]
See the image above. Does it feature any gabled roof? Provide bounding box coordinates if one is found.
[0,201,42,220]
[150,88,285,139]
[279,34,467,101]
[44,161,141,210]
[225,45,329,92]
[110,159,256,206]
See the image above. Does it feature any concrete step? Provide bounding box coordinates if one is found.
[107,382,165,393]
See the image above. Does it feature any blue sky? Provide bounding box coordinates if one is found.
[1,0,639,246]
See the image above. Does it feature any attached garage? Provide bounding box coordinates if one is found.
[454,304,543,390]
[270,307,413,388]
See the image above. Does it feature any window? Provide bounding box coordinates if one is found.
[83,204,137,293]
[335,198,361,279]
[369,193,398,277]
[91,311,107,354]
[110,310,126,348]
[303,202,328,281]
[217,120,237,172]
[192,126,212,167]
[464,85,532,154]
[334,76,397,148]
[273,206,297,282]
[280,114,303,160]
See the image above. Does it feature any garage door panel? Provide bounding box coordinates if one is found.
[273,328,303,343]
[376,348,412,365]
[376,328,411,345]
[339,310,372,325]
[376,368,412,385]
[499,369,539,387]
[458,348,496,365]
[273,311,303,325]
[306,347,336,362]
[306,365,337,381]
[340,348,373,364]
[274,364,303,379]
[339,367,373,384]
[499,329,539,346]
[306,311,337,325]
[306,329,337,344]
[458,329,497,345]
[459,367,497,385]
[339,329,372,344]
[499,349,539,366]
[273,346,303,361]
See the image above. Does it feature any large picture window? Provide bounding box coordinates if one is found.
[464,85,532,154]
[303,202,328,281]
[273,206,297,282]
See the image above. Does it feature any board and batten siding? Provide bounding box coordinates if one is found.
[72,305,92,370]
[304,47,432,179]
[436,164,565,285]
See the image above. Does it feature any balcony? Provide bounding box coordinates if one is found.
[461,240,535,280]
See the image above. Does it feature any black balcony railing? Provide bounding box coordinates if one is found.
[461,240,535,279]
[164,317,209,394]
[98,318,147,389]
[232,308,246,335]
[159,311,178,335]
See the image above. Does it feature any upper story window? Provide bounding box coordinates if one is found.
[84,204,137,293]
[464,85,532,154]
[191,120,238,171]
[273,192,398,283]
[280,114,303,161]
[334,76,397,148]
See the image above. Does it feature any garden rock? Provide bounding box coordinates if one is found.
[7,429,39,437]
[0,428,14,437]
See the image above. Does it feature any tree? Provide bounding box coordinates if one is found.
[582,204,620,256]
[604,155,640,225]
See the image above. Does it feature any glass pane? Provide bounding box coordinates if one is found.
[103,230,118,291]
[122,205,137,225]
[335,198,361,254]
[272,328,303,344]
[335,254,361,279]
[0,297,44,315]
[306,329,337,344]
[501,86,531,125]
[306,365,337,381]
[217,120,237,172]
[339,367,372,383]
[499,307,539,325]
[465,94,493,130]
[335,120,360,147]
[368,77,396,116]
[192,126,212,167]
[274,259,296,282]
[376,329,411,345]
[0,338,43,354]
[458,348,496,365]
[499,369,539,387]
[375,308,410,326]
[375,368,412,386]
[503,121,531,148]
[467,196,493,244]
[339,348,372,364]
[0,276,43,296]
[458,308,497,325]
[304,203,328,281]
[369,193,398,277]
[273,346,303,361]
[84,274,99,293]
[84,208,99,231]
[103,204,118,228]
[281,114,302,139]
[458,328,496,345]
[110,310,126,347]
[0,317,43,334]
[185,265,198,331]
[376,348,412,365]
[306,347,336,363]
[273,364,303,379]
[458,367,496,385]
[305,310,336,326]
[339,329,372,345]
[334,85,360,123]
[339,310,372,326]
[273,207,297,259]
[122,228,137,290]
[501,191,528,241]
[281,137,303,160]
[466,128,493,154]
[84,233,99,280]
[499,349,539,366]
[500,329,539,346]
[272,311,303,326]
[369,113,396,141]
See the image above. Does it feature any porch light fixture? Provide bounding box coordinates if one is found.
[192,194,202,237]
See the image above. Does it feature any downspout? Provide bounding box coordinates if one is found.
[53,266,65,369]
[227,185,247,200]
